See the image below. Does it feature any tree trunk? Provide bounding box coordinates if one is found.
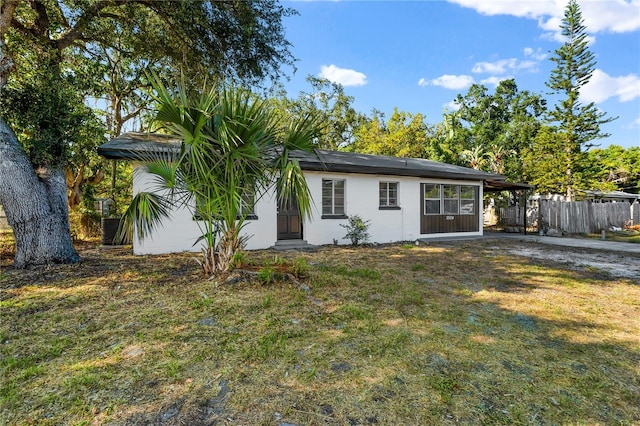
[565,135,575,201]
[0,116,80,268]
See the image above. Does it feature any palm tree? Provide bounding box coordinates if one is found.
[461,145,487,170]
[120,76,321,276]
[487,144,515,175]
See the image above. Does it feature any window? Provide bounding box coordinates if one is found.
[424,183,441,215]
[379,181,399,208]
[443,185,459,215]
[322,179,345,217]
[460,185,475,215]
[240,189,257,219]
[192,187,257,221]
[423,183,477,216]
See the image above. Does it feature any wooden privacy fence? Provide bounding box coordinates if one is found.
[500,200,639,234]
[539,200,634,234]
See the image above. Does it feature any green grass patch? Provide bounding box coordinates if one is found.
[587,230,640,243]
[0,239,638,425]
[334,265,381,280]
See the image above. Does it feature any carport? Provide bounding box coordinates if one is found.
[484,179,534,235]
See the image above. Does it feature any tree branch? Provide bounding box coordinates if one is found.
[56,0,159,50]
[0,0,20,38]
[56,1,121,50]
[121,105,145,124]
[30,0,51,39]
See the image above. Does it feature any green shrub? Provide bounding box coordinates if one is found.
[229,251,247,270]
[257,266,275,285]
[292,257,310,279]
[340,215,371,246]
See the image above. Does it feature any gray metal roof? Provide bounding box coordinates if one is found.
[98,132,508,183]
[578,190,639,200]
[97,132,181,160]
[289,149,505,181]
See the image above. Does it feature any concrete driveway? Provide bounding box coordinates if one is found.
[485,231,640,254]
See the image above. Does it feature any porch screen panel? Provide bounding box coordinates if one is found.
[460,185,475,215]
[421,184,479,234]
[424,184,441,215]
[443,185,459,214]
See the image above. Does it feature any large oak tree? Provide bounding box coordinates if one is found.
[0,0,296,268]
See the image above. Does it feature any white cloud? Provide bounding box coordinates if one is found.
[421,74,475,90]
[448,0,560,20]
[524,47,547,61]
[480,76,512,87]
[447,0,640,35]
[444,100,461,111]
[470,48,545,79]
[632,117,640,128]
[567,0,640,33]
[581,69,640,104]
[319,64,367,87]
[472,59,515,74]
[472,58,537,75]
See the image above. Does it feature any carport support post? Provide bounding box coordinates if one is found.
[523,188,527,236]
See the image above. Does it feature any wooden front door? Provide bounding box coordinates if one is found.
[277,197,302,240]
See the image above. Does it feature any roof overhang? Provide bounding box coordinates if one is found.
[484,180,534,192]
[97,132,181,160]
[98,132,528,188]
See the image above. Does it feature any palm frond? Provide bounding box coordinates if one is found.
[116,191,173,244]
[283,111,324,152]
[130,76,321,274]
[146,160,179,189]
[276,159,314,220]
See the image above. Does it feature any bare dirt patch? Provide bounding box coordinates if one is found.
[427,236,640,282]
[502,244,640,282]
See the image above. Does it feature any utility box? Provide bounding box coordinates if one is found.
[101,217,121,245]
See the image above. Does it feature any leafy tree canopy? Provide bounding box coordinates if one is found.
[583,145,640,193]
[283,76,365,150]
[351,108,432,158]
[442,79,546,181]
[523,126,574,194]
[2,0,298,160]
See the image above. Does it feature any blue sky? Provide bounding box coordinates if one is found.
[280,0,640,149]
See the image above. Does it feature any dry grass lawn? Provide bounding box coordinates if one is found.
[1,234,639,425]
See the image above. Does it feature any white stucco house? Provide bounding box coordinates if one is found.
[98,132,527,254]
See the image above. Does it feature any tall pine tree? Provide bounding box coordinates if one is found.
[546,0,616,199]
